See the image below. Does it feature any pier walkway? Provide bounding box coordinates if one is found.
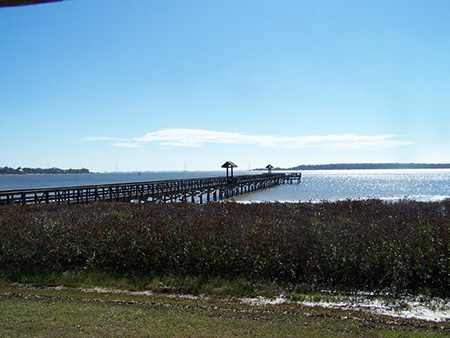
[0,173,301,205]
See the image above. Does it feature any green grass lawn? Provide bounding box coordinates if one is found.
[1,284,448,338]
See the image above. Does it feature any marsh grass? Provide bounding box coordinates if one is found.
[1,199,449,296]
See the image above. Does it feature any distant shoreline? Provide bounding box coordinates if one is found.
[0,167,90,175]
[255,163,450,171]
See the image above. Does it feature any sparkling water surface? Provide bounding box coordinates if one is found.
[1,169,449,202]
[234,169,450,202]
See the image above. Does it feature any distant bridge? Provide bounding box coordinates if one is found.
[0,173,301,205]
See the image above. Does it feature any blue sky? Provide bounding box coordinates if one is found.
[1,0,449,172]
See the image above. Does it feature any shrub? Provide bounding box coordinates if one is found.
[1,199,449,295]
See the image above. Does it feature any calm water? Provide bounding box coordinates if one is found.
[1,169,449,203]
[0,171,235,191]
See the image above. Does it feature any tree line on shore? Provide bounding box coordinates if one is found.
[256,163,450,171]
[0,166,90,175]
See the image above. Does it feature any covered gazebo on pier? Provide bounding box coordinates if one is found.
[266,164,274,174]
[221,161,238,179]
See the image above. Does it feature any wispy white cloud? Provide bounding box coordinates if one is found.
[84,136,120,141]
[84,137,143,148]
[112,143,144,148]
[86,128,412,150]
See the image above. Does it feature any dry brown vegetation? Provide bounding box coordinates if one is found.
[1,199,449,296]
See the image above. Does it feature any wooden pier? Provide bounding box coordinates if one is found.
[0,173,301,206]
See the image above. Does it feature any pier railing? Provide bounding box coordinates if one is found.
[0,172,301,205]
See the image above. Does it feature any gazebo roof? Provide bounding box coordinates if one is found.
[221,161,238,168]
[266,164,274,169]
[0,0,63,7]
